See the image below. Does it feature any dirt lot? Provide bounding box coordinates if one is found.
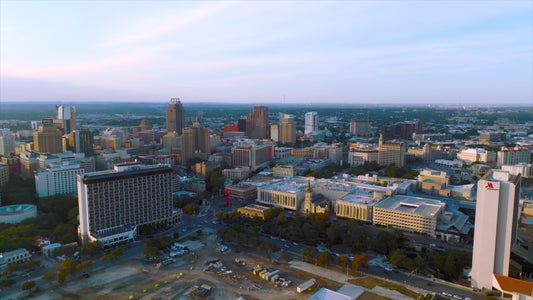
[32,231,343,300]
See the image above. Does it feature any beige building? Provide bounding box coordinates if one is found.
[373,195,446,238]
[348,148,378,167]
[236,204,270,219]
[257,178,307,210]
[301,180,329,214]
[279,114,296,144]
[377,135,405,167]
[273,165,295,176]
[418,169,449,187]
[34,120,63,154]
[457,148,497,167]
[181,122,210,163]
[222,167,251,181]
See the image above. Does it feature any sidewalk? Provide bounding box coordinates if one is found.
[288,260,417,300]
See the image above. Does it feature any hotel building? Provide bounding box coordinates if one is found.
[77,163,180,247]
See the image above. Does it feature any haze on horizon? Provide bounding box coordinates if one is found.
[1,1,532,105]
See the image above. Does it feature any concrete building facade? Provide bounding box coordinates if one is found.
[166,98,185,135]
[77,163,180,247]
[471,170,521,291]
[305,112,318,135]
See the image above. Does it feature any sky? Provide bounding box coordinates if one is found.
[1,0,532,105]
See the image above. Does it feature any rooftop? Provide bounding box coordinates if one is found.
[375,195,445,218]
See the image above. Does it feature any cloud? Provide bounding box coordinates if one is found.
[98,1,234,48]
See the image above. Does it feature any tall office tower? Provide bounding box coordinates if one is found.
[246,106,269,140]
[0,133,15,155]
[305,112,318,135]
[280,114,296,144]
[181,122,210,163]
[54,105,77,134]
[237,118,247,132]
[34,119,63,154]
[77,163,179,247]
[270,124,279,142]
[471,170,521,291]
[377,134,405,167]
[68,129,94,157]
[349,120,371,137]
[232,142,272,171]
[166,98,185,135]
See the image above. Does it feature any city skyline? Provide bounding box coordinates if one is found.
[1,1,532,105]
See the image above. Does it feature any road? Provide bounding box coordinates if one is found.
[1,199,485,300]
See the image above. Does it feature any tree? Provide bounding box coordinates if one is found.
[315,252,331,267]
[301,246,317,263]
[352,255,368,271]
[338,255,350,271]
[143,246,162,259]
[21,280,36,291]
[81,241,103,256]
[41,270,56,282]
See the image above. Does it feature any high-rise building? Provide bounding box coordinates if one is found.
[497,146,530,167]
[246,106,269,140]
[33,119,63,154]
[305,112,318,135]
[279,114,296,144]
[270,124,279,142]
[471,170,521,291]
[232,142,272,171]
[68,129,94,157]
[35,163,84,198]
[54,105,77,134]
[166,98,185,135]
[377,135,406,167]
[0,133,15,156]
[181,122,210,163]
[349,120,371,137]
[77,163,180,247]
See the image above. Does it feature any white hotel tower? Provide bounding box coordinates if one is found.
[471,170,521,291]
[305,112,318,135]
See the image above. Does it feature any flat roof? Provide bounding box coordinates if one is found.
[375,195,445,217]
[80,164,171,182]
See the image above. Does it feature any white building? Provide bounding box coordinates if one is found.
[501,163,532,178]
[497,146,530,167]
[373,195,446,238]
[0,133,15,156]
[0,248,31,269]
[77,163,180,247]
[471,170,521,291]
[457,148,497,167]
[305,112,318,135]
[35,162,85,198]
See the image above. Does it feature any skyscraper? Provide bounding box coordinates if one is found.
[246,106,269,140]
[77,163,179,247]
[68,129,94,157]
[305,112,318,135]
[166,98,185,135]
[377,134,405,167]
[33,119,63,154]
[181,122,210,163]
[471,170,521,291]
[280,114,296,144]
[0,133,15,156]
[54,105,77,134]
[349,120,371,137]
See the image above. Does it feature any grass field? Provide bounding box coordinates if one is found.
[348,277,423,299]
